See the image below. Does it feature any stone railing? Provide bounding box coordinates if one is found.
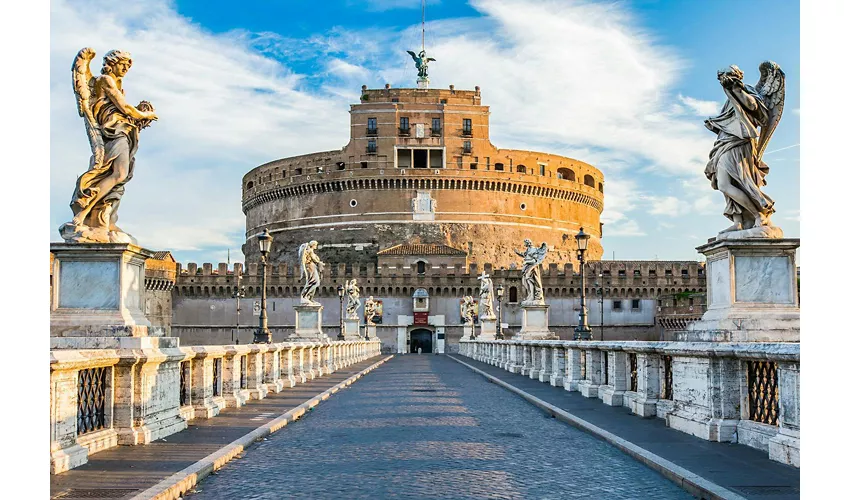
[50,340,381,474]
[459,339,799,467]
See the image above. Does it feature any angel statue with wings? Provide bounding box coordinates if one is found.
[344,279,362,320]
[460,296,476,326]
[514,239,548,305]
[704,61,786,239]
[60,48,158,244]
[406,49,436,80]
[477,272,496,320]
[298,241,324,305]
[364,296,378,326]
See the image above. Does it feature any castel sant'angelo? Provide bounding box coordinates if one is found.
[241,84,604,268]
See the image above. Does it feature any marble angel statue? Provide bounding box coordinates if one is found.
[514,239,548,305]
[298,241,324,305]
[344,279,362,320]
[364,296,378,326]
[460,296,475,325]
[477,272,496,319]
[60,48,158,244]
[406,49,436,80]
[704,61,786,239]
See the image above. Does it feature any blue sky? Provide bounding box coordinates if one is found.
[49,0,799,265]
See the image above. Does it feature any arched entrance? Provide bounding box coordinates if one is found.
[409,328,433,354]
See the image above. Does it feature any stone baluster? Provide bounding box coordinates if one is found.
[315,344,326,377]
[280,345,296,388]
[324,343,335,374]
[520,343,532,376]
[769,360,800,466]
[190,347,224,418]
[293,345,307,383]
[306,344,318,379]
[246,345,269,400]
[265,345,284,393]
[528,343,541,379]
[578,348,602,398]
[564,347,582,391]
[599,350,627,406]
[632,353,660,417]
[508,343,522,373]
[538,344,552,383]
[550,345,565,387]
[222,347,249,408]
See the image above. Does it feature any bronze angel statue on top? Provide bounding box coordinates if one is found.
[406,49,436,80]
[704,61,786,240]
[60,48,158,244]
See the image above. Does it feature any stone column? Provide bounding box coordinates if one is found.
[265,347,284,392]
[564,347,582,391]
[293,346,307,383]
[246,347,269,401]
[305,345,317,380]
[538,345,552,383]
[190,347,223,418]
[508,343,523,374]
[769,361,800,466]
[599,351,628,406]
[280,346,296,388]
[579,349,602,398]
[550,346,565,387]
[529,344,542,379]
[323,344,335,374]
[520,344,533,376]
[667,356,742,442]
[633,353,660,417]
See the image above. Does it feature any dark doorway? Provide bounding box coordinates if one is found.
[413,149,428,168]
[409,329,433,353]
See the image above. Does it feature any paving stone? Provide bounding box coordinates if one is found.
[188,356,690,499]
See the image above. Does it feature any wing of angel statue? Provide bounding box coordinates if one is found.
[754,61,786,164]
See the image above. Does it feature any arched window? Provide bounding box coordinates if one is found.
[516,164,527,174]
[246,181,254,189]
[509,286,518,303]
[584,174,595,187]
[557,168,576,181]
[494,162,504,171]
[598,182,604,193]
[417,261,426,274]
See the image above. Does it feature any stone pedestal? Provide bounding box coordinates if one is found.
[461,324,474,340]
[50,243,176,349]
[343,318,361,340]
[514,303,557,340]
[477,317,497,340]
[364,324,377,341]
[289,303,330,341]
[683,238,799,342]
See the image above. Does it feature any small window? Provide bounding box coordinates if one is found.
[557,168,576,181]
[367,117,377,135]
[463,141,472,154]
[417,261,426,274]
[631,299,640,309]
[539,164,546,176]
[584,174,595,187]
[350,199,357,207]
[470,162,477,170]
[399,117,410,135]
[431,118,441,136]
[361,161,368,169]
[665,269,673,276]
[633,270,641,277]
[246,181,254,189]
[367,139,377,153]
[598,182,604,193]
[294,168,303,175]
[391,97,399,103]
[520,203,527,210]
[613,300,622,310]
[509,286,518,303]
[317,165,324,173]
[517,164,526,173]
[618,270,626,277]
[603,270,611,277]
[336,161,345,171]
[440,99,447,104]
[462,118,472,136]
[494,162,504,171]
[698,268,705,276]
[689,298,694,306]
[682,269,689,277]
[649,270,657,277]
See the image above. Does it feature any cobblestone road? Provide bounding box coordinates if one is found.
[188,355,690,499]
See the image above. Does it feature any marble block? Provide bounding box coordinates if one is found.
[364,324,377,341]
[343,318,361,340]
[290,304,329,341]
[477,317,497,340]
[514,304,557,340]
[461,325,474,340]
[683,238,800,342]
[51,243,153,338]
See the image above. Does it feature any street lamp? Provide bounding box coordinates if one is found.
[596,273,606,341]
[496,284,505,340]
[253,229,273,343]
[232,272,245,345]
[574,227,593,340]
[337,284,345,340]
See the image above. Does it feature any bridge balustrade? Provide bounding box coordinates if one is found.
[50,340,382,474]
[459,339,799,468]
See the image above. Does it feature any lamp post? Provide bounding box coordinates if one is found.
[253,229,273,343]
[574,227,593,340]
[337,285,345,340]
[232,270,245,345]
[496,284,505,340]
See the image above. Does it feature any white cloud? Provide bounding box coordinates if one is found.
[677,94,721,116]
[605,220,645,237]
[356,0,442,12]
[642,195,685,216]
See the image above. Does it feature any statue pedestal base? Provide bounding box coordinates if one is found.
[417,77,429,89]
[289,304,329,341]
[477,317,498,340]
[364,324,377,341]
[515,303,557,340]
[50,243,177,348]
[343,318,361,340]
[461,325,474,340]
[682,238,800,342]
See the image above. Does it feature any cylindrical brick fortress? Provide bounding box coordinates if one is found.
[241,87,604,268]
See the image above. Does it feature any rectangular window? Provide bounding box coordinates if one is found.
[613,300,622,311]
[631,299,640,310]
[462,118,472,136]
[463,141,472,154]
[649,270,657,277]
[361,161,368,168]
[399,117,409,135]
[618,270,626,277]
[633,270,641,277]
[294,168,303,175]
[603,270,611,277]
[665,269,673,276]
[539,164,546,176]
[682,269,689,277]
[431,118,441,136]
[494,163,504,171]
[470,162,477,170]
[367,117,377,135]
[367,139,377,153]
[430,149,443,168]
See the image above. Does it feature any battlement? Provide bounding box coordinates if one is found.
[358,86,481,105]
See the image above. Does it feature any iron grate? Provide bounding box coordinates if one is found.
[77,367,108,436]
[748,360,779,426]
